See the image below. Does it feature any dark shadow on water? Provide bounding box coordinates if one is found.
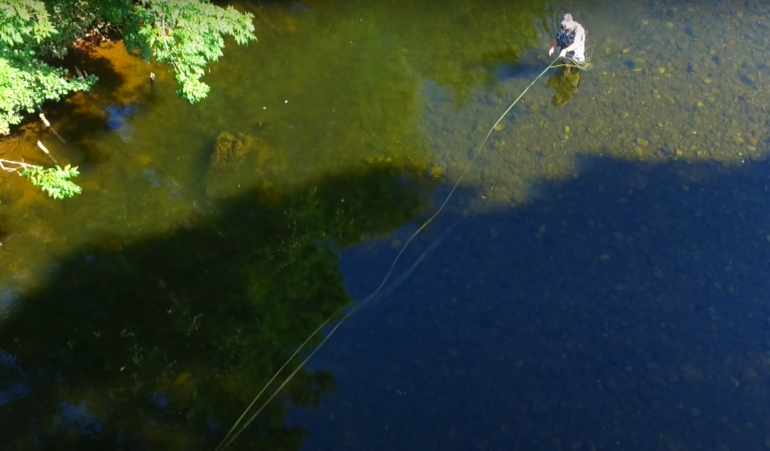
[0,160,437,451]
[4,143,770,450]
[296,154,770,451]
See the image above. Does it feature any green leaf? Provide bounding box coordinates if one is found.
[0,0,255,134]
[21,164,82,199]
[123,0,256,103]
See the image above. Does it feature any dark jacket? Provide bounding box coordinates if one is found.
[555,27,575,50]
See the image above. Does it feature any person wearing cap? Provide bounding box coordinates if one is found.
[548,13,587,64]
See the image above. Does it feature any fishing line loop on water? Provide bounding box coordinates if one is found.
[215,55,565,451]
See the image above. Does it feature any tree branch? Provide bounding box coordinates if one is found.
[0,159,39,175]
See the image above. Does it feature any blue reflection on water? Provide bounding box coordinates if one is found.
[105,104,138,142]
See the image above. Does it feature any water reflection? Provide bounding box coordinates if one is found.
[0,161,435,450]
[104,104,138,143]
[545,65,584,108]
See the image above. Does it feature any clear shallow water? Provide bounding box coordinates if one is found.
[1,0,770,449]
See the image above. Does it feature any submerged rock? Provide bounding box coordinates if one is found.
[209,131,252,171]
[204,131,282,198]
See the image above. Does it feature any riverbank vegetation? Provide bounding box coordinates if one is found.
[0,0,256,136]
[0,0,255,199]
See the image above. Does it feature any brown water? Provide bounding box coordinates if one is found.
[1,0,769,449]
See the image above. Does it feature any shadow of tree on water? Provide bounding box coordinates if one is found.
[5,130,770,450]
[312,154,770,451]
[0,160,436,450]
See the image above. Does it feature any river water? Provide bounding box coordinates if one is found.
[1,0,770,449]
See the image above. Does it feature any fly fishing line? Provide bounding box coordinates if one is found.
[215,55,566,451]
[214,223,456,451]
[216,24,653,448]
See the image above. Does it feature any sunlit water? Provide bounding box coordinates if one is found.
[1,0,770,449]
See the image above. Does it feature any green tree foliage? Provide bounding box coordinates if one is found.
[0,1,97,135]
[0,0,255,134]
[0,158,82,199]
[22,163,82,199]
[123,0,256,102]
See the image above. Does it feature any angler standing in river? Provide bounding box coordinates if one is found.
[548,13,588,65]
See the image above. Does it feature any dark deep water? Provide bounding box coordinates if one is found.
[2,0,770,450]
[293,157,770,451]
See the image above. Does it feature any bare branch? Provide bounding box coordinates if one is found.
[0,159,38,175]
[37,140,59,165]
